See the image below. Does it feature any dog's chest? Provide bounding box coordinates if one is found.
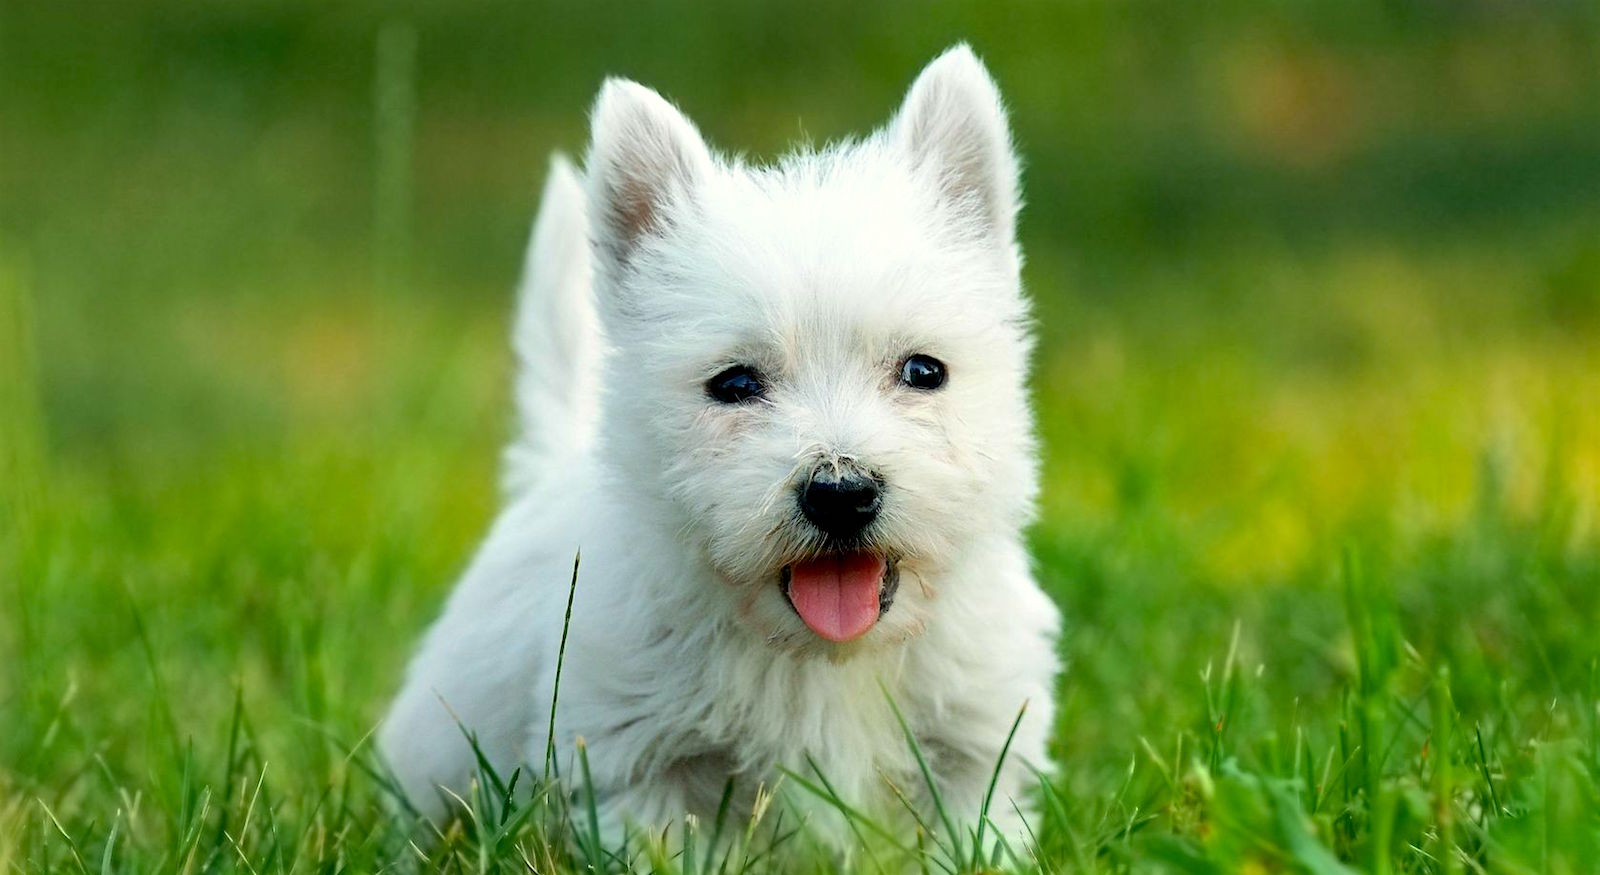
[682,646,924,805]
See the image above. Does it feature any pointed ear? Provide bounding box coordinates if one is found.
[585,78,714,272]
[893,45,1019,245]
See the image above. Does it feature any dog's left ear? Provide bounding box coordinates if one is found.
[893,45,1020,246]
[586,78,716,276]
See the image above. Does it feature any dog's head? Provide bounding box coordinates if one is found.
[586,46,1037,656]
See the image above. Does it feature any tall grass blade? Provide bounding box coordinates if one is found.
[882,685,962,866]
[972,701,1028,867]
[546,552,582,783]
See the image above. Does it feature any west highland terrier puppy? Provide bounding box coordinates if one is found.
[380,44,1060,853]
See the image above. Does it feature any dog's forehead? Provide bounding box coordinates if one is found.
[672,159,1002,332]
[738,152,932,250]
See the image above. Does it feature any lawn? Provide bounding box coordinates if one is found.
[3,1,1600,871]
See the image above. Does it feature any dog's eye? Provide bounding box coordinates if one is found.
[707,365,765,404]
[899,354,947,391]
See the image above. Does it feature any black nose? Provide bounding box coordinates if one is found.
[799,471,882,539]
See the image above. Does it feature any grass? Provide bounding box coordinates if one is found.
[3,0,1600,871]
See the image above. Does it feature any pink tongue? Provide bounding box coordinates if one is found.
[786,553,886,642]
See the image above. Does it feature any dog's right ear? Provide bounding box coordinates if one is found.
[892,45,1019,248]
[586,79,714,276]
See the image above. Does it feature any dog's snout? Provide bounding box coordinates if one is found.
[799,470,881,539]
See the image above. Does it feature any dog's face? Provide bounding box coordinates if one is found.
[586,47,1036,656]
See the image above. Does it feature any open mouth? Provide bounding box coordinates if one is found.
[780,553,900,643]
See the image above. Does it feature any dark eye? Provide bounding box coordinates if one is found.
[899,354,947,391]
[707,365,765,404]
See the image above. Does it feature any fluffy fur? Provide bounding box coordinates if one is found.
[379,44,1060,851]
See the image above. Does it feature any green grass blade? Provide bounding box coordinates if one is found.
[881,684,962,866]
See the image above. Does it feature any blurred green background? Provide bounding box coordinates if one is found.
[3,1,1600,870]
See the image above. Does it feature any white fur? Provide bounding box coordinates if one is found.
[505,154,600,498]
[379,44,1060,853]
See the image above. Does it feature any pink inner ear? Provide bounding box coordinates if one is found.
[604,173,667,255]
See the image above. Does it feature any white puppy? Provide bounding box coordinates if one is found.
[380,44,1060,855]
